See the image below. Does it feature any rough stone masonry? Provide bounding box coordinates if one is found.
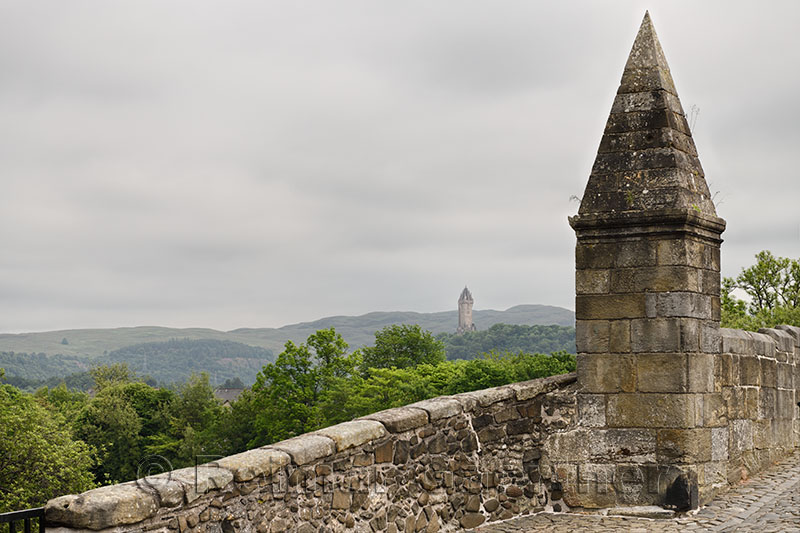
[43,11,799,533]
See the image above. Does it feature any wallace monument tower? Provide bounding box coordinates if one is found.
[456,286,477,334]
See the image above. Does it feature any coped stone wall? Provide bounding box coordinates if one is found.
[45,374,576,533]
[715,326,800,484]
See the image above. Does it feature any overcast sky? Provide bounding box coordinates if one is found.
[1,1,798,333]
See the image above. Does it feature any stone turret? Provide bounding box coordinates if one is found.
[457,286,477,334]
[563,11,726,509]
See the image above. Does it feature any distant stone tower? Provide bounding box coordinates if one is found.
[456,287,477,334]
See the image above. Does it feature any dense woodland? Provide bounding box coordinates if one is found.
[437,324,574,360]
[2,325,575,391]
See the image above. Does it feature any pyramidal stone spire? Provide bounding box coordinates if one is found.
[575,12,720,221]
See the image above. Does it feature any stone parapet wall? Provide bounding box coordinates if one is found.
[542,325,800,510]
[715,326,800,485]
[45,373,576,533]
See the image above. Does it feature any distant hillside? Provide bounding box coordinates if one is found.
[0,304,574,358]
[438,324,575,360]
[0,304,574,387]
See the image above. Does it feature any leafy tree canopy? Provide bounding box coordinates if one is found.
[360,324,446,371]
[0,384,96,511]
[722,251,800,330]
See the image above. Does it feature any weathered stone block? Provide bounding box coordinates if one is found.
[216,448,291,482]
[576,269,610,294]
[607,393,696,428]
[777,362,793,390]
[631,318,680,352]
[363,407,428,433]
[721,328,753,355]
[576,294,646,320]
[699,268,721,296]
[688,353,714,393]
[578,353,635,393]
[636,353,687,392]
[647,292,711,319]
[750,331,776,357]
[715,353,734,387]
[618,65,678,95]
[315,420,386,452]
[457,385,514,407]
[615,238,657,268]
[656,238,710,269]
[407,398,462,421]
[46,483,159,530]
[777,389,795,420]
[609,320,631,352]
[508,372,576,401]
[711,427,728,461]
[760,358,777,389]
[775,325,800,346]
[656,428,712,463]
[700,322,721,354]
[610,265,700,293]
[169,465,233,502]
[743,387,759,420]
[759,328,795,353]
[576,242,616,269]
[576,320,610,353]
[729,420,754,458]
[269,434,336,465]
[374,440,393,463]
[578,393,606,427]
[739,356,761,386]
[702,393,727,427]
[604,428,657,462]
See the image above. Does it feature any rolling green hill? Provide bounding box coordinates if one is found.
[0,304,573,358]
[0,304,574,387]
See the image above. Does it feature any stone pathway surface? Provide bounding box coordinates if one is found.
[472,452,800,532]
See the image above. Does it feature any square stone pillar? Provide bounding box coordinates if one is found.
[562,12,727,509]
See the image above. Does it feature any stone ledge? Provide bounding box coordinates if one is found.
[362,406,429,433]
[314,420,386,452]
[45,483,159,531]
[407,398,462,421]
[454,386,515,408]
[509,373,577,401]
[775,325,800,346]
[215,448,290,482]
[169,466,234,503]
[759,328,795,353]
[268,434,336,465]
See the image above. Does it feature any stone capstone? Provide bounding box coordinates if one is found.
[215,448,291,482]
[169,466,234,503]
[45,483,159,530]
[363,407,428,433]
[268,434,336,465]
[407,398,462,421]
[314,420,386,452]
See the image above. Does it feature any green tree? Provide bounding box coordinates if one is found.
[361,324,446,371]
[249,329,357,447]
[0,385,95,511]
[90,363,134,391]
[723,251,800,329]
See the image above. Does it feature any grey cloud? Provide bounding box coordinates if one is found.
[0,1,798,332]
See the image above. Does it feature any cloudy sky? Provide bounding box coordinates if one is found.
[1,1,798,333]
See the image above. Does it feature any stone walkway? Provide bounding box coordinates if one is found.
[472,452,800,532]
